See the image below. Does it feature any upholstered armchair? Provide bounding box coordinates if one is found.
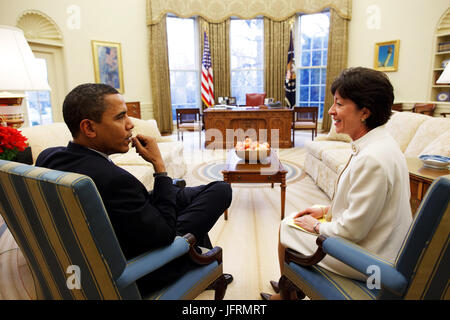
[279,176,450,300]
[245,93,266,106]
[292,106,318,144]
[0,160,227,300]
[176,108,202,147]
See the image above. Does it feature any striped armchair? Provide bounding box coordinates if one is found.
[0,160,227,300]
[279,176,450,300]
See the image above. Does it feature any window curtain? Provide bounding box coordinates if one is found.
[199,17,231,109]
[146,0,351,133]
[322,8,350,132]
[148,16,173,134]
[264,16,294,104]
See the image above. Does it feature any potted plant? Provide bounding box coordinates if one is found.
[0,126,28,161]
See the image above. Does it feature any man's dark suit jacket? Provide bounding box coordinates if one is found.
[36,141,179,259]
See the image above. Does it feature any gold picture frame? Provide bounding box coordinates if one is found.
[374,40,400,72]
[91,40,124,93]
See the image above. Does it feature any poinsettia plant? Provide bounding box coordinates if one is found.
[0,126,28,161]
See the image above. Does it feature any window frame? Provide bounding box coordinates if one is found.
[166,15,201,121]
[230,17,265,105]
[295,11,330,120]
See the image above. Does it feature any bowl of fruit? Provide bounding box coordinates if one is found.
[235,138,271,162]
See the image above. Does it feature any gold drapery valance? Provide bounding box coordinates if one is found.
[147,0,352,25]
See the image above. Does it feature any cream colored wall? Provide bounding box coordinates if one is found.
[1,0,449,121]
[348,0,449,107]
[0,0,153,119]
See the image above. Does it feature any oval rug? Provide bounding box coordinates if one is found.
[192,159,304,186]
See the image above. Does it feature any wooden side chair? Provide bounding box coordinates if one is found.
[176,108,202,147]
[412,103,436,116]
[0,160,227,300]
[292,106,318,145]
[245,93,266,106]
[279,176,450,300]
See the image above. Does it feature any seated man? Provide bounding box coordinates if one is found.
[36,83,233,294]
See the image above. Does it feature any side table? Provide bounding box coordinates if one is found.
[407,157,450,215]
[221,150,287,220]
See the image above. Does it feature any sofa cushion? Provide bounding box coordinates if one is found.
[19,123,72,163]
[129,117,163,141]
[321,148,352,174]
[305,140,350,160]
[404,117,450,157]
[419,130,450,157]
[385,112,429,152]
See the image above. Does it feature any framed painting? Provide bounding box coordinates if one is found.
[91,40,124,93]
[374,40,400,72]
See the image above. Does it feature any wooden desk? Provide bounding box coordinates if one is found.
[222,150,287,220]
[203,107,293,148]
[407,157,449,215]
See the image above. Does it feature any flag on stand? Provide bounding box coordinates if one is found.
[284,28,296,108]
[201,31,214,108]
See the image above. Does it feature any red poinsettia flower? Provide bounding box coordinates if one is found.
[0,126,28,161]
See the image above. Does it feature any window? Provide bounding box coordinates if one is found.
[230,19,264,105]
[26,57,52,126]
[167,17,200,120]
[297,12,330,119]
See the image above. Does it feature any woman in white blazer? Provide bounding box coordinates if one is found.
[262,67,413,300]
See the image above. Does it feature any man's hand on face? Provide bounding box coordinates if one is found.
[131,134,166,172]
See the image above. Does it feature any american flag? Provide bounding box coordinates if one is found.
[285,28,296,108]
[201,31,214,108]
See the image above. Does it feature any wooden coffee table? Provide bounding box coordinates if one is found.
[221,149,288,220]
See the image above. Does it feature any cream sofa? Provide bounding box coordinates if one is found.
[19,117,187,190]
[305,111,450,199]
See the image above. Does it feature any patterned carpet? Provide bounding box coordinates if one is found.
[192,154,304,186]
[0,132,331,300]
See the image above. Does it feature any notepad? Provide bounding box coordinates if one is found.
[287,216,327,234]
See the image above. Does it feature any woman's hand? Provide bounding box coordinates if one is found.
[293,206,325,220]
[293,215,319,233]
[132,134,166,172]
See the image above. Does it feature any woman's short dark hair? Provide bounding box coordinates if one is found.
[331,67,394,129]
[63,83,119,137]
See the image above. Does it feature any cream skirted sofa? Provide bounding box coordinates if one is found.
[19,117,187,190]
[305,111,450,199]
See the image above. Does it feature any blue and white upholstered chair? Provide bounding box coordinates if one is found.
[279,176,450,300]
[0,160,227,300]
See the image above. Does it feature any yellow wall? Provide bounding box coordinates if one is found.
[1,0,449,120]
[0,0,153,119]
[349,0,449,106]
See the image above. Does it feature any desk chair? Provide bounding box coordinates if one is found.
[176,108,202,147]
[292,107,318,145]
[412,103,436,116]
[245,93,266,106]
[279,176,450,300]
[0,160,227,300]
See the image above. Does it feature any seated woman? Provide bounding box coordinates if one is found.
[262,67,413,300]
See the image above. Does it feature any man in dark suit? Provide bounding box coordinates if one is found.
[36,83,232,293]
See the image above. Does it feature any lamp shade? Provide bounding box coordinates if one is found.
[436,62,450,84]
[0,25,50,91]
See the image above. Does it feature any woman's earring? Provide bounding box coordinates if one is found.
[361,118,366,123]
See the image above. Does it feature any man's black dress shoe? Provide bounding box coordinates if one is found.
[206,273,233,290]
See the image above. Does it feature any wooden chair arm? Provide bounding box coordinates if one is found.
[284,235,327,266]
[183,233,223,265]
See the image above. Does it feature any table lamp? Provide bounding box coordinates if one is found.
[0,25,50,127]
